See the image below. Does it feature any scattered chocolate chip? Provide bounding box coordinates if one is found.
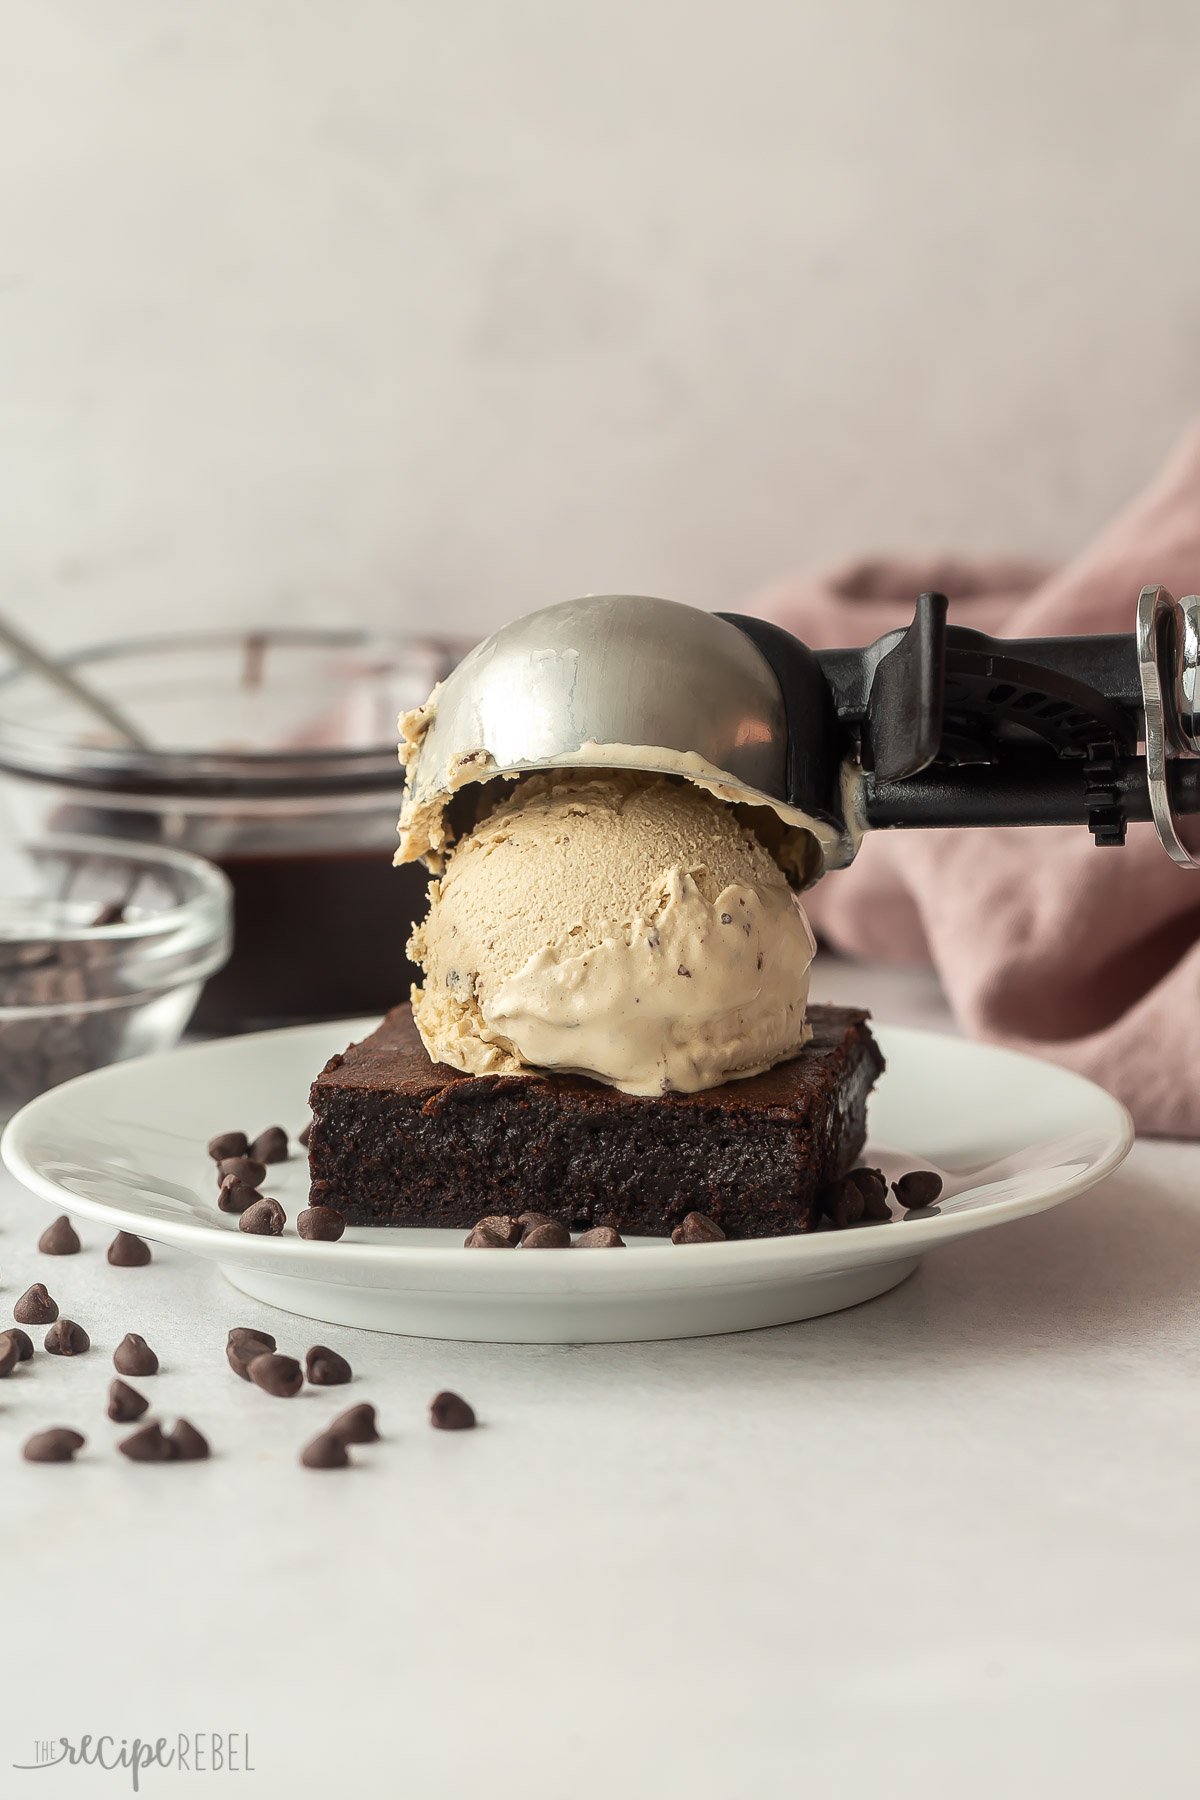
[844,1166,891,1221]
[575,1225,625,1248]
[108,1379,149,1423]
[297,1205,345,1242]
[329,1402,379,1445]
[0,1334,20,1377]
[305,1345,352,1386]
[91,900,127,928]
[677,964,692,978]
[820,1176,865,1230]
[217,1156,266,1189]
[45,1319,90,1356]
[464,1224,514,1249]
[24,1427,85,1463]
[248,1352,303,1397]
[118,1421,175,1462]
[113,1333,158,1376]
[239,1197,286,1236]
[207,1131,249,1162]
[226,1328,276,1381]
[249,1126,289,1165]
[38,1214,81,1255]
[298,1121,312,1150]
[522,1222,571,1249]
[6,1328,33,1362]
[430,1390,476,1430]
[517,1211,559,1241]
[14,1283,58,1325]
[168,1419,210,1461]
[108,1230,151,1267]
[218,1176,263,1215]
[470,1214,523,1246]
[671,1212,726,1244]
[893,1170,944,1210]
[301,1431,349,1469]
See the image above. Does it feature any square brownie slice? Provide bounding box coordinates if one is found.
[308,1003,883,1240]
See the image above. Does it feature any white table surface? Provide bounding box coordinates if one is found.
[1,959,1197,1800]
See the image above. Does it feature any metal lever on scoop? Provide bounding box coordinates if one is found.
[721,585,1200,867]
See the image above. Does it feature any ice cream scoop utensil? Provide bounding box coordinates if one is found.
[400,587,1200,876]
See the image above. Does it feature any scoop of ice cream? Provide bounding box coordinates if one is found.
[408,770,815,1096]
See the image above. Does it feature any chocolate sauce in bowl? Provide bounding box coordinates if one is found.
[0,628,460,1032]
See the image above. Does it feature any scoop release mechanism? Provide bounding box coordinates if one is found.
[720,584,1200,870]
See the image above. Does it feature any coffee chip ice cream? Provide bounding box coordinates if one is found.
[407,770,816,1096]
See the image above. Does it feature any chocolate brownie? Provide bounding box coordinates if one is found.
[307,1004,883,1241]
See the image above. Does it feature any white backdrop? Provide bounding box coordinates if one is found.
[2,0,1199,649]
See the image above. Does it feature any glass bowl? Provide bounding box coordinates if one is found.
[0,835,232,1120]
[0,627,463,1029]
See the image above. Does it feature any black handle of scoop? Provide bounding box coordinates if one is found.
[719,595,1153,845]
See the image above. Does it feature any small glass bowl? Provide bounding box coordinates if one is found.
[0,835,232,1120]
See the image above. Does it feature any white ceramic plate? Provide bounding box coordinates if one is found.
[1,1018,1133,1343]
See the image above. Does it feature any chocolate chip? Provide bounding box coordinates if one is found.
[226,1328,276,1381]
[38,1214,81,1255]
[218,1176,263,1215]
[108,1231,151,1267]
[91,900,127,928]
[329,1402,379,1445]
[0,1334,20,1377]
[464,1224,514,1249]
[45,1319,90,1356]
[108,1379,149,1422]
[249,1126,289,1165]
[217,1156,266,1189]
[23,1428,85,1463]
[5,1328,33,1363]
[239,1197,286,1236]
[247,1352,303,1397]
[118,1422,175,1462]
[301,1431,349,1469]
[298,1121,312,1149]
[430,1390,476,1430]
[207,1131,249,1162]
[671,1212,726,1244]
[820,1177,865,1230]
[113,1333,158,1376]
[846,1166,891,1221]
[14,1283,58,1325]
[168,1419,210,1461]
[720,912,733,924]
[297,1205,345,1242]
[522,1222,571,1249]
[304,1345,352,1386]
[893,1170,944,1210]
[470,1214,523,1246]
[575,1226,625,1248]
[517,1211,559,1241]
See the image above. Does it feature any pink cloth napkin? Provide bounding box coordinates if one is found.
[749,424,1200,1137]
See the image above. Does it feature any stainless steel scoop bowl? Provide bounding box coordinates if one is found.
[397,594,860,879]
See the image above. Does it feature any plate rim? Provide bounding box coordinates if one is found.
[1,1015,1135,1280]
